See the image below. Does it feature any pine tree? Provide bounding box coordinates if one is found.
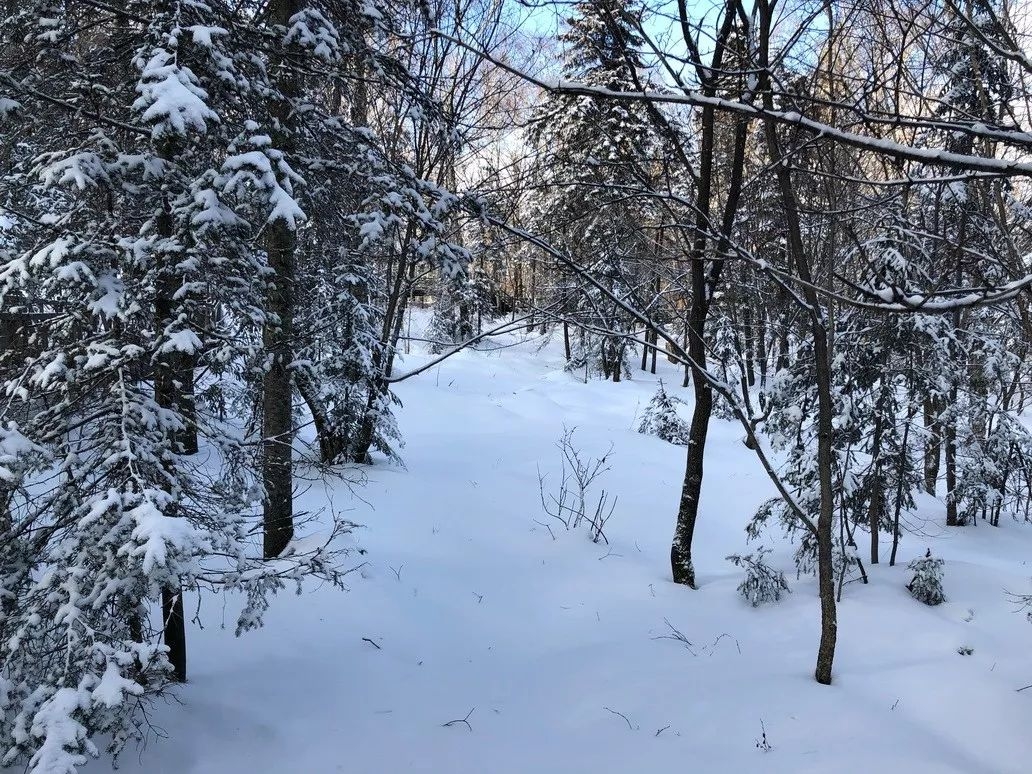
[726,548,791,607]
[638,380,690,445]
[526,0,662,382]
[907,549,947,606]
[0,1,453,767]
[296,249,403,464]
[925,0,1016,526]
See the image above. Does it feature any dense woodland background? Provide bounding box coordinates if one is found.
[4,0,1032,771]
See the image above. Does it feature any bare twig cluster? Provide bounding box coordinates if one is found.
[537,426,618,544]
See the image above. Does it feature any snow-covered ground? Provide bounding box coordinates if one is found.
[98,327,1032,774]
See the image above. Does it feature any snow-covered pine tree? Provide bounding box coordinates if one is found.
[906,549,947,606]
[345,159,470,463]
[0,2,396,769]
[748,345,826,578]
[296,249,402,464]
[726,548,791,607]
[638,380,690,445]
[829,240,937,566]
[952,345,1032,526]
[924,0,1017,527]
[203,0,467,476]
[526,0,663,382]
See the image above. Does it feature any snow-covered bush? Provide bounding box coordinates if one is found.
[638,381,690,445]
[726,548,790,607]
[906,550,946,605]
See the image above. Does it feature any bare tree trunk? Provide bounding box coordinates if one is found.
[179,364,198,455]
[350,47,368,128]
[527,256,537,332]
[161,589,186,683]
[945,214,967,527]
[923,396,942,495]
[670,98,717,588]
[262,213,297,559]
[867,372,891,565]
[777,326,790,372]
[742,300,756,387]
[867,408,885,565]
[384,241,417,373]
[777,203,837,683]
[512,263,523,319]
[296,370,346,463]
[889,407,913,567]
[756,307,769,387]
[671,91,749,587]
[945,399,960,526]
[150,141,187,685]
[681,315,691,388]
[262,0,301,559]
[355,259,416,464]
[759,15,837,681]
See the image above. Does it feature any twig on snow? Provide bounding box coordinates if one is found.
[652,618,697,656]
[603,706,638,731]
[442,708,475,731]
[709,632,743,655]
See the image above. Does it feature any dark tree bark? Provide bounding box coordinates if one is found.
[742,298,756,388]
[152,135,190,683]
[867,375,891,565]
[944,202,970,527]
[758,4,836,682]
[296,370,347,463]
[923,396,942,495]
[945,403,960,526]
[889,409,913,568]
[767,146,838,684]
[262,205,297,558]
[681,317,691,388]
[161,588,187,683]
[756,306,769,387]
[670,117,716,587]
[670,26,749,586]
[527,256,537,332]
[262,0,302,559]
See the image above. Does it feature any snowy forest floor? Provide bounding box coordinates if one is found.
[98,321,1032,774]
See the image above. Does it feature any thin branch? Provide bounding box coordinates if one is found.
[603,706,637,731]
[441,707,475,731]
[431,31,1032,177]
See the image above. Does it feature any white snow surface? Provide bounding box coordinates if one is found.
[94,324,1032,774]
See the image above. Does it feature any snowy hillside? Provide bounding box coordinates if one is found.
[96,330,1032,774]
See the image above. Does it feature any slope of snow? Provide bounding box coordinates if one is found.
[95,327,1032,774]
